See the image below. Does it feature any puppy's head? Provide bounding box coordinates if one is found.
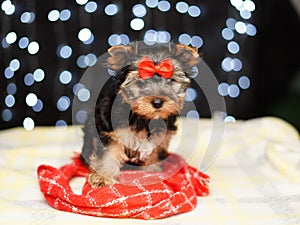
[107,42,200,120]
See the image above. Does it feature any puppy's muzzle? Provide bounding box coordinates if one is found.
[151,98,164,109]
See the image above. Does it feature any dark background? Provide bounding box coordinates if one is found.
[1,0,300,130]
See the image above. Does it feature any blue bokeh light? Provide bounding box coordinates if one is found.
[104,4,118,16]
[85,1,97,13]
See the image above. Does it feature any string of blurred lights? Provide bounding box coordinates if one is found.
[217,0,257,122]
[23,0,42,131]
[1,0,15,126]
[1,0,257,130]
[53,1,75,128]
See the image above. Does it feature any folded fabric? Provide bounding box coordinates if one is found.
[37,153,209,220]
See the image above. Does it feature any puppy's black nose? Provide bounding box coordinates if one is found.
[151,98,164,109]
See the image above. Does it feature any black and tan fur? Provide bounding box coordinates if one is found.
[81,42,200,188]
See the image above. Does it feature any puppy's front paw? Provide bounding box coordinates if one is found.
[88,173,118,188]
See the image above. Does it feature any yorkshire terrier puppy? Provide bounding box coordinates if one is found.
[81,42,200,188]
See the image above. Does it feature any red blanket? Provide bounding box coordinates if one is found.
[37,154,209,220]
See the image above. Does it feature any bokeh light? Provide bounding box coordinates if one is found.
[18,37,29,49]
[56,120,67,127]
[191,35,203,48]
[24,73,34,86]
[230,0,243,9]
[108,34,121,46]
[57,96,71,111]
[188,5,201,17]
[5,5,15,15]
[5,95,15,107]
[26,93,38,107]
[83,34,94,45]
[60,9,71,21]
[244,0,255,11]
[9,59,21,71]
[132,4,147,17]
[235,21,247,34]
[146,0,158,8]
[2,37,10,48]
[232,58,242,71]
[76,0,88,5]
[190,66,199,78]
[73,83,85,96]
[33,99,43,112]
[227,41,240,54]
[119,34,130,45]
[1,0,15,15]
[238,76,251,89]
[76,110,88,123]
[2,109,13,122]
[77,88,90,102]
[246,23,257,36]
[27,41,40,54]
[240,10,251,19]
[226,18,236,30]
[176,2,189,14]
[4,67,14,79]
[186,110,200,120]
[23,117,35,131]
[228,84,240,98]
[130,18,144,31]
[221,57,233,72]
[85,2,97,13]
[144,30,171,45]
[6,83,17,95]
[77,55,87,68]
[157,1,171,12]
[104,4,119,16]
[185,88,197,102]
[218,83,229,96]
[6,31,17,44]
[20,12,35,23]
[222,28,234,40]
[59,70,72,84]
[178,33,191,45]
[84,53,97,66]
[144,30,156,45]
[58,45,72,59]
[1,0,12,11]
[78,28,92,42]
[33,68,45,82]
[157,31,171,43]
[48,10,60,22]
[224,116,236,123]
[221,57,243,72]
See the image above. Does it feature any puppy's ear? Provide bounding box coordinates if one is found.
[175,44,200,68]
[107,45,133,71]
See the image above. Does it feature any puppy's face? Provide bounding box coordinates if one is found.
[107,43,200,119]
[120,70,189,120]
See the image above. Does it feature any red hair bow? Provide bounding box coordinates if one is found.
[138,56,174,80]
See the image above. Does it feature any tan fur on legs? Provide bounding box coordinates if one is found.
[88,142,129,188]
